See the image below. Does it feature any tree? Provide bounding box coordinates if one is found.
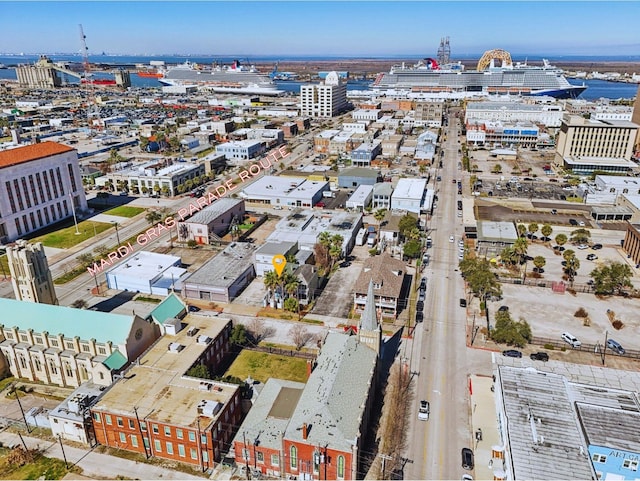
[71,299,88,309]
[555,233,568,249]
[186,364,211,379]
[398,214,418,240]
[590,261,633,295]
[517,224,527,238]
[564,254,580,285]
[374,209,387,242]
[533,256,546,272]
[563,249,576,262]
[77,253,94,268]
[570,228,591,245]
[94,245,110,257]
[403,239,422,260]
[284,297,299,314]
[459,258,502,302]
[289,324,311,350]
[500,246,519,267]
[540,224,553,241]
[230,324,248,348]
[161,185,170,197]
[492,163,502,174]
[527,223,539,238]
[145,210,163,225]
[512,237,528,265]
[491,311,532,348]
[247,318,273,343]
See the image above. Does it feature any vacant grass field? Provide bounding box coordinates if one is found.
[226,350,308,383]
[0,448,78,480]
[103,206,145,218]
[31,221,112,249]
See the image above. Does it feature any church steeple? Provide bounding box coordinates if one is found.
[358,279,381,355]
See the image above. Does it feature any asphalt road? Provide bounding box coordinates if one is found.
[406,111,472,480]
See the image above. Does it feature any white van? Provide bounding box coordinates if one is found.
[561,332,581,348]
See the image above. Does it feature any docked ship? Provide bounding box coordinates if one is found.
[372,48,587,99]
[158,60,283,95]
[136,70,164,78]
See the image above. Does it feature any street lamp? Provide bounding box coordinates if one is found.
[69,193,80,235]
[111,221,120,246]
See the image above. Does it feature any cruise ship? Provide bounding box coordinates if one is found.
[372,48,587,99]
[158,60,283,96]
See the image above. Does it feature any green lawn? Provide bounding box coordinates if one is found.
[0,448,79,480]
[31,221,112,249]
[226,350,308,383]
[103,206,145,218]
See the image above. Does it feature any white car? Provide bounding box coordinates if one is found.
[449,235,455,243]
[418,400,430,421]
[577,244,589,250]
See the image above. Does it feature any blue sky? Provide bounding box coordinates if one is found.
[1,1,639,57]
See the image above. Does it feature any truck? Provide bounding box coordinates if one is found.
[367,233,377,248]
[356,228,367,246]
[323,190,336,198]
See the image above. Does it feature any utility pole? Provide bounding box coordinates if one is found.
[58,434,69,469]
[12,384,30,433]
[379,453,393,480]
[242,431,251,480]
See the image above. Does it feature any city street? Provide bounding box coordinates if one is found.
[405,112,476,480]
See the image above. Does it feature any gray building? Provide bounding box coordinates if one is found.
[476,220,519,258]
[372,182,394,210]
[338,167,381,188]
[181,242,257,303]
[177,198,246,245]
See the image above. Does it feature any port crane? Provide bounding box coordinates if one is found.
[78,24,101,132]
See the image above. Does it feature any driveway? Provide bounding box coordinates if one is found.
[311,264,360,318]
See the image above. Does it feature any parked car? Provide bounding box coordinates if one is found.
[592,243,603,250]
[498,305,509,312]
[461,448,474,470]
[530,352,549,362]
[416,311,424,322]
[449,235,455,243]
[550,209,557,215]
[569,219,578,226]
[418,400,430,420]
[416,301,424,312]
[607,338,626,355]
[578,221,586,226]
[460,298,467,307]
[562,332,581,348]
[502,350,522,358]
[586,254,598,261]
[577,244,589,250]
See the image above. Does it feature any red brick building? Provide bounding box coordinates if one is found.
[91,315,241,471]
[231,330,379,480]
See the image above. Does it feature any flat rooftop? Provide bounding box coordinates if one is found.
[183,242,256,288]
[498,366,595,480]
[92,315,237,428]
[106,251,181,279]
[392,178,427,200]
[184,198,244,225]
[477,220,518,242]
[564,156,637,168]
[347,185,373,204]
[241,175,305,198]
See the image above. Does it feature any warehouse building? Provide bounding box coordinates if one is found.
[105,251,188,296]
[177,198,245,245]
[239,175,329,208]
[391,178,432,214]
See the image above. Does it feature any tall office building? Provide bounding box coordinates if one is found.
[0,142,88,243]
[300,71,348,118]
[7,240,58,305]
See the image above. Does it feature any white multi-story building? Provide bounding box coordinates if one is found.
[0,142,87,243]
[391,178,431,214]
[465,100,563,127]
[300,71,348,118]
[592,105,633,121]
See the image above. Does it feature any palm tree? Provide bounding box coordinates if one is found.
[528,223,539,239]
[406,227,422,241]
[285,278,301,320]
[533,256,546,273]
[373,209,386,242]
[264,270,280,306]
[565,256,580,286]
[540,224,553,241]
[517,224,527,238]
[555,233,568,250]
[513,237,529,265]
[563,249,576,262]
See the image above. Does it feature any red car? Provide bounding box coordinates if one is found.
[316,202,325,208]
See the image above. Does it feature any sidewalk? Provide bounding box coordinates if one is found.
[469,373,506,481]
[0,431,207,480]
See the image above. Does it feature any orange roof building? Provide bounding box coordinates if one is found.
[0,142,87,243]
